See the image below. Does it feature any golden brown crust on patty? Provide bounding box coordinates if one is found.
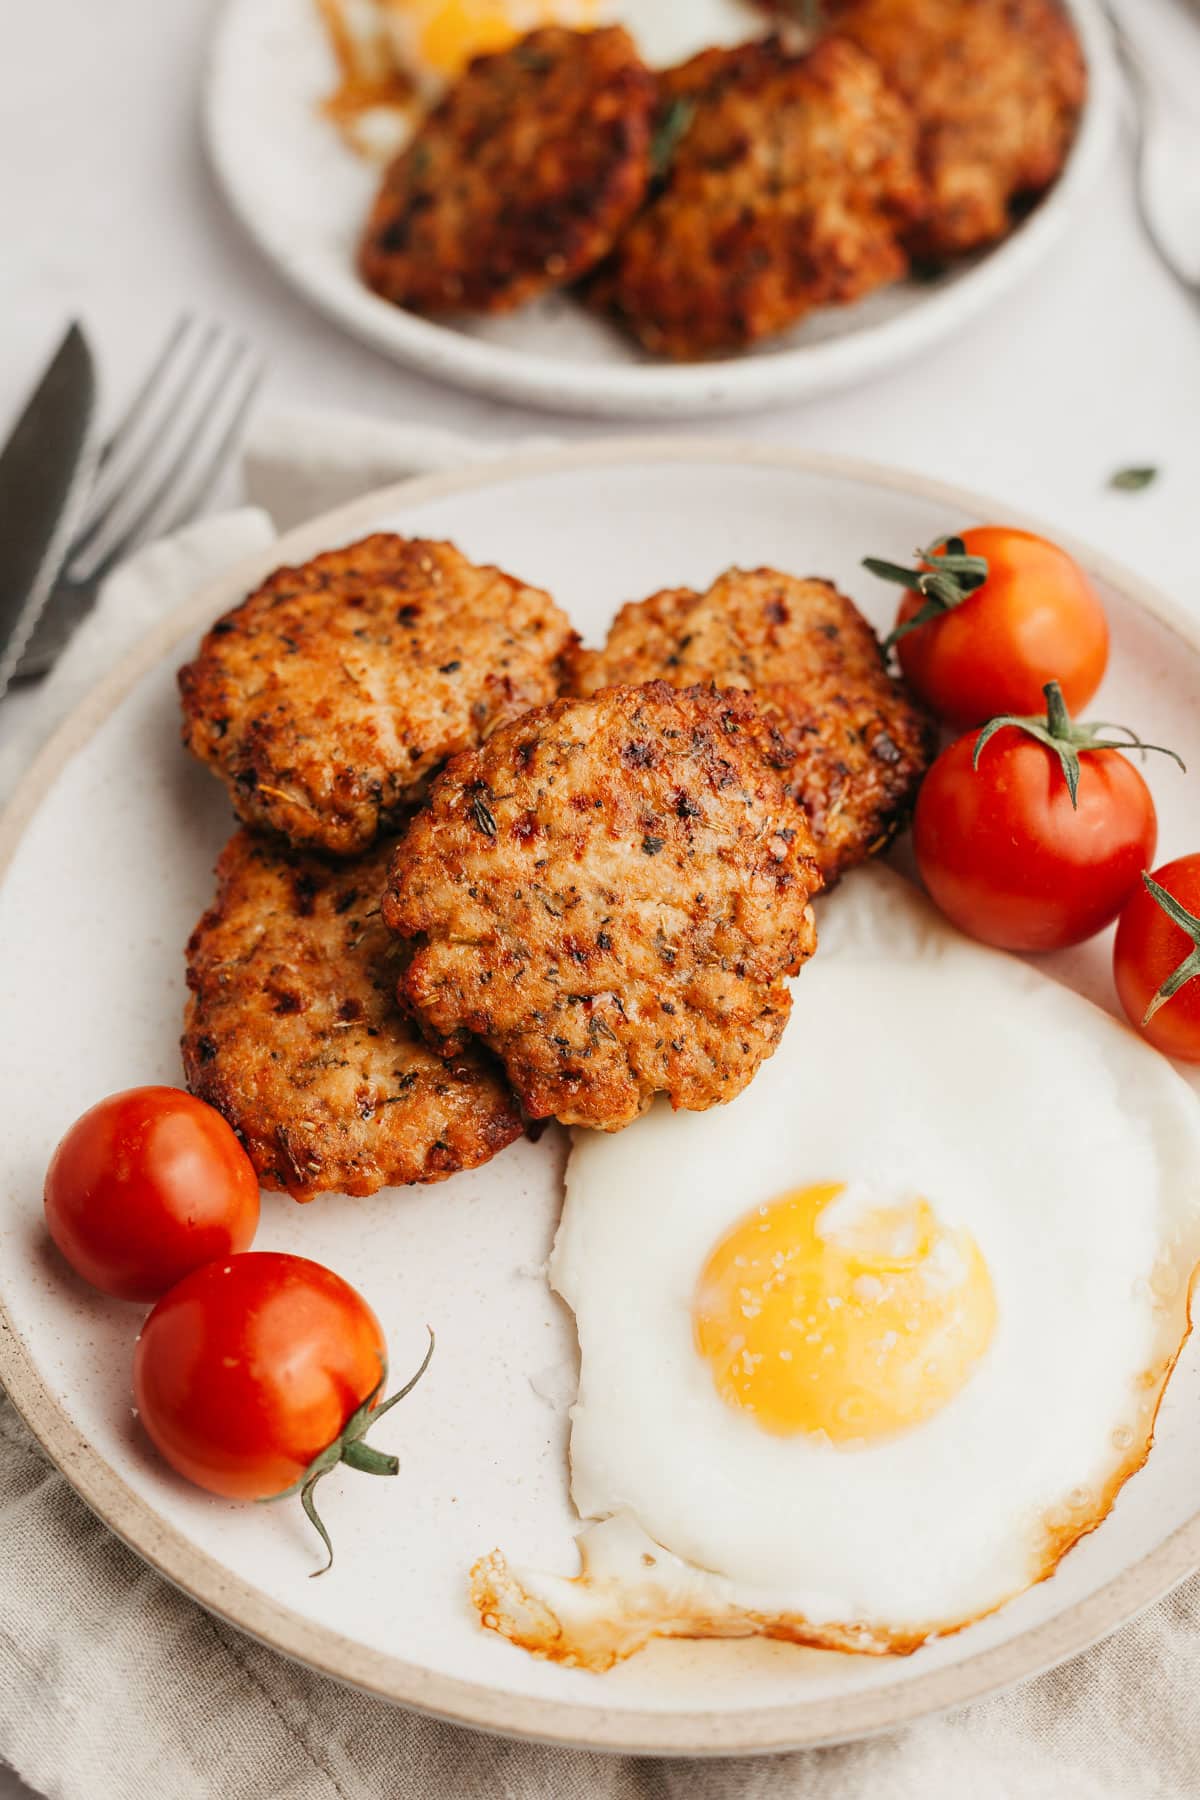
[382,683,824,1132]
[178,534,576,857]
[822,0,1086,258]
[182,830,523,1199]
[599,35,923,359]
[566,569,935,885]
[358,26,656,314]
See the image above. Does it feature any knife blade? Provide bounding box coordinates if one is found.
[0,322,97,699]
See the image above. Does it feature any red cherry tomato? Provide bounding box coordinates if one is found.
[913,696,1160,953]
[881,527,1109,730]
[44,1086,260,1301]
[133,1253,433,1571]
[1114,856,1200,1062]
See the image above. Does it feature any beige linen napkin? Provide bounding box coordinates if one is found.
[3,409,1200,1800]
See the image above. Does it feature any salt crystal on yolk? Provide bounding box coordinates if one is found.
[692,1182,997,1443]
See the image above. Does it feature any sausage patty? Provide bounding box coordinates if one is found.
[359,26,656,314]
[178,534,576,856]
[598,35,923,359]
[383,683,824,1132]
[183,830,523,1199]
[822,0,1086,258]
[567,568,935,885]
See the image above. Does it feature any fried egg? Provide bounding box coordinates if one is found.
[319,0,776,157]
[380,0,768,92]
[472,866,1200,1669]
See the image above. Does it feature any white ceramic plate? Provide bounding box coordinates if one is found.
[3,444,1200,1757]
[204,0,1115,419]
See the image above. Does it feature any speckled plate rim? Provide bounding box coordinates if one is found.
[202,0,1116,420]
[3,441,1200,1757]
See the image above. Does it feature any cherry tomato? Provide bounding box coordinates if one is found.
[1114,857,1200,1062]
[913,687,1162,953]
[133,1252,433,1571]
[875,527,1109,729]
[44,1086,260,1301]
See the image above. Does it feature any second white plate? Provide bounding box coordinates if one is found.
[204,0,1115,418]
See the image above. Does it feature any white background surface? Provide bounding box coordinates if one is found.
[2,0,1199,1793]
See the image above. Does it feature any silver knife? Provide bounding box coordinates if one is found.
[0,322,97,699]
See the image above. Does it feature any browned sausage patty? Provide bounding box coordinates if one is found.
[182,830,523,1199]
[383,683,824,1132]
[598,35,923,359]
[359,26,656,314]
[178,534,576,857]
[566,569,934,885]
[822,0,1086,258]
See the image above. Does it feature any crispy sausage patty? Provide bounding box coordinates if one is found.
[178,534,576,856]
[383,683,824,1132]
[359,26,656,314]
[599,35,923,359]
[823,0,1086,258]
[567,568,935,884]
[183,831,522,1199]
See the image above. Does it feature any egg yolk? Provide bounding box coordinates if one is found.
[692,1183,997,1443]
[396,0,600,81]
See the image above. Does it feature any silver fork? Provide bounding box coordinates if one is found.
[15,316,264,679]
[1105,0,1200,305]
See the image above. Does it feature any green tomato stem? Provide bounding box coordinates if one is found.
[972,682,1184,812]
[865,534,990,654]
[262,1327,435,1578]
[1141,873,1200,1026]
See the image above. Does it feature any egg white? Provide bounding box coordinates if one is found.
[472,867,1200,1667]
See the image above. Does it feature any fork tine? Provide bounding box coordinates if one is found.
[142,352,265,542]
[72,342,262,586]
[94,314,193,473]
[71,318,221,557]
[73,316,200,541]
[70,328,240,580]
